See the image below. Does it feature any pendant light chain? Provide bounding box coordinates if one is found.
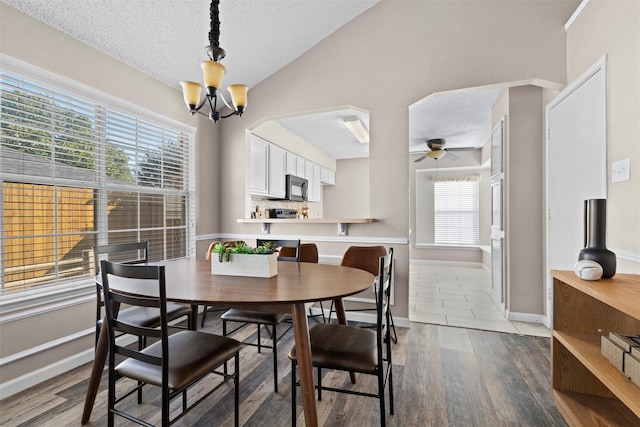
[179,0,247,122]
[209,0,221,48]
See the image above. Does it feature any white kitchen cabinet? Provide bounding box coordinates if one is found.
[304,161,321,202]
[285,152,297,176]
[250,136,269,196]
[269,144,286,198]
[303,159,312,199]
[320,167,335,185]
[250,133,325,201]
[296,156,306,178]
[251,136,286,198]
[312,163,322,201]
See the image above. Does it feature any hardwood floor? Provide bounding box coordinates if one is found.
[0,313,566,426]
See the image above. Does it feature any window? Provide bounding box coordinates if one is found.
[1,65,194,296]
[434,177,479,245]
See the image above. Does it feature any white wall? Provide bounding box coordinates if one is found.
[566,0,640,272]
[217,0,577,322]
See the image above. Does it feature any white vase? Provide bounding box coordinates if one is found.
[211,253,278,278]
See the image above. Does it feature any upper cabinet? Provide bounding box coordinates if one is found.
[285,152,297,176]
[250,136,269,196]
[269,144,286,198]
[304,161,322,202]
[250,135,334,201]
[320,167,335,185]
[250,135,287,198]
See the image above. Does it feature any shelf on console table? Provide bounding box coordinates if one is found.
[236,218,376,235]
[551,270,640,427]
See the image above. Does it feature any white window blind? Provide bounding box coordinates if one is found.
[0,69,194,295]
[434,178,479,245]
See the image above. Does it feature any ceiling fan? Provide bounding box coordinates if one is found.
[413,138,466,162]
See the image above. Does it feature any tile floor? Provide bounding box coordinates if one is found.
[409,260,550,337]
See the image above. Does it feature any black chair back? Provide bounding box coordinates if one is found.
[376,248,394,373]
[101,260,167,365]
[93,241,149,275]
[92,241,150,344]
[256,239,301,262]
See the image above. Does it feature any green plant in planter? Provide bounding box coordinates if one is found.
[255,241,279,254]
[211,241,277,262]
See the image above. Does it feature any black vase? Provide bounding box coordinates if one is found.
[578,199,616,278]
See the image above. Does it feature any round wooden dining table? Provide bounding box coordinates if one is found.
[82,258,374,427]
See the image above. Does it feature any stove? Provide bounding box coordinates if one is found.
[268,208,298,218]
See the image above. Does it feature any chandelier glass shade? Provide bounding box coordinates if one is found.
[180,0,247,123]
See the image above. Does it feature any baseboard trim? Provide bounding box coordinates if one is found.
[410,259,485,268]
[0,334,137,401]
[308,307,410,329]
[506,311,545,324]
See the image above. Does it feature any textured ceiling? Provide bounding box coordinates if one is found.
[1,0,378,93]
[409,88,502,155]
[275,107,369,159]
[3,0,501,160]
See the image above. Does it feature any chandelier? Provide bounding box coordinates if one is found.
[180,0,248,123]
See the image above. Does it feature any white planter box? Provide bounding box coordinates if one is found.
[211,253,278,278]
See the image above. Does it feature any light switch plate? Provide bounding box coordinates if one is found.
[611,158,630,183]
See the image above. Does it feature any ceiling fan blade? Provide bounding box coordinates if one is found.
[414,153,429,163]
[447,146,477,151]
[444,151,460,160]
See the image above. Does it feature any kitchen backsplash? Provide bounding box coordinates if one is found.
[249,198,322,219]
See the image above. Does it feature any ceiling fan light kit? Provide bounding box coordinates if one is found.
[427,150,447,160]
[414,138,467,162]
[180,0,247,123]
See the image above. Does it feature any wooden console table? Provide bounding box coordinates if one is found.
[551,270,640,426]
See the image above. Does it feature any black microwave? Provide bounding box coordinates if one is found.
[284,174,308,202]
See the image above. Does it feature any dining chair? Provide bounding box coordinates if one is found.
[289,248,395,426]
[328,245,398,342]
[281,243,327,323]
[100,260,241,427]
[220,239,300,393]
[93,241,194,348]
[201,240,246,327]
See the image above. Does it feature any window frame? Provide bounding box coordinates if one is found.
[0,55,196,310]
[433,177,480,246]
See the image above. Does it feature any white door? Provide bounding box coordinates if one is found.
[490,118,506,312]
[545,56,607,326]
[490,178,505,311]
